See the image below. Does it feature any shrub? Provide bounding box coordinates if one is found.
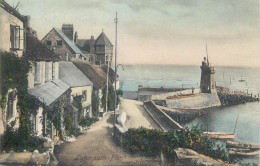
[64,114,81,137]
[120,126,229,162]
[79,117,97,127]
[2,126,47,153]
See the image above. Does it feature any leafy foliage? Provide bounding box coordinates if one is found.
[101,86,122,111]
[1,52,41,149]
[92,96,99,118]
[79,116,98,127]
[2,126,47,153]
[64,114,80,137]
[120,125,229,162]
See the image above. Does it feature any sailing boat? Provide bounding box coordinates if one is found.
[239,75,246,82]
[202,115,239,139]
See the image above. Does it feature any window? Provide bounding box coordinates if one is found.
[82,91,87,101]
[46,41,52,46]
[57,40,62,46]
[10,25,20,50]
[35,62,42,83]
[45,62,52,82]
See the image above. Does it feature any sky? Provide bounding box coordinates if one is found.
[6,0,260,67]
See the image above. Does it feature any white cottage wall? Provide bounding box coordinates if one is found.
[0,7,24,57]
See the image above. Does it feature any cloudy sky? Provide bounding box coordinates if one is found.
[6,0,260,67]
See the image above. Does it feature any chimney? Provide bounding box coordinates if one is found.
[62,24,74,42]
[74,31,78,43]
[24,15,30,28]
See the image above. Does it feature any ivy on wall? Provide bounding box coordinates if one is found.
[92,95,99,118]
[0,51,42,152]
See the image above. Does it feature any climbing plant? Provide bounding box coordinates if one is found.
[92,95,99,118]
[0,51,43,152]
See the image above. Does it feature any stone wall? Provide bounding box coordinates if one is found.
[166,93,221,110]
[143,101,183,131]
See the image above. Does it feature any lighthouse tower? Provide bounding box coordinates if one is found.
[200,56,216,93]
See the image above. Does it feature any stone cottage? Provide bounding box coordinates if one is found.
[41,26,87,61]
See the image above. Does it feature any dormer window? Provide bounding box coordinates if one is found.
[10,25,20,50]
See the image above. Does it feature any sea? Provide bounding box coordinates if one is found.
[118,65,260,164]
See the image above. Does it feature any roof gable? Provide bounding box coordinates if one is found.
[43,28,88,60]
[53,28,86,56]
[95,32,113,46]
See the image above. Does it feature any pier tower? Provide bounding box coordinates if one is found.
[200,57,216,93]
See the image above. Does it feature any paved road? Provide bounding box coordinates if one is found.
[55,99,163,166]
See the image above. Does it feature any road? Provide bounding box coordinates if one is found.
[55,99,163,166]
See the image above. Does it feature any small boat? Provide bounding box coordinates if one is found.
[203,132,236,139]
[228,148,260,156]
[226,140,260,150]
[239,75,246,82]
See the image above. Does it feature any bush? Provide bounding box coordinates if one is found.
[120,126,229,162]
[92,96,99,118]
[2,126,47,153]
[79,117,97,127]
[64,114,81,137]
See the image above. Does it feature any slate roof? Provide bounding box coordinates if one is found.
[26,34,61,61]
[95,32,113,46]
[76,39,95,54]
[28,79,70,106]
[76,39,88,48]
[53,28,87,59]
[72,59,108,90]
[59,61,93,87]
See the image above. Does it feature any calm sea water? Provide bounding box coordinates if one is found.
[118,65,260,144]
